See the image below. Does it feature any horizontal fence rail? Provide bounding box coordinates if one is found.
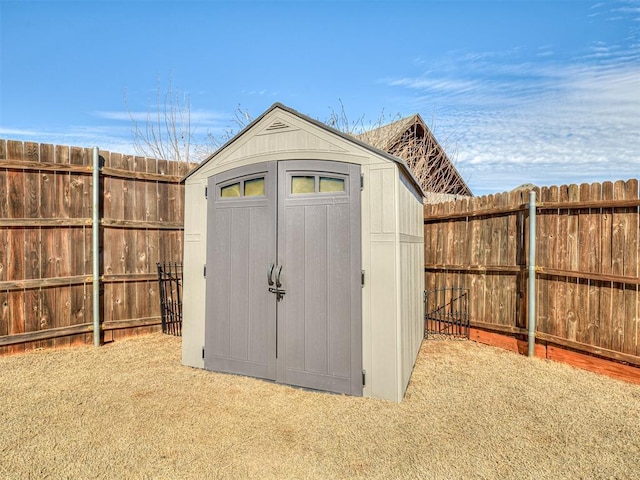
[0,139,195,354]
[424,179,640,368]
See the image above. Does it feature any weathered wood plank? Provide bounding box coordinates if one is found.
[599,181,614,351]
[548,185,561,337]
[23,143,40,219]
[99,219,183,230]
[0,218,91,227]
[622,180,639,357]
[536,187,549,335]
[554,185,569,340]
[23,225,41,348]
[587,182,602,348]
[565,184,580,341]
[37,145,55,350]
[120,155,137,330]
[7,158,25,351]
[499,193,512,326]
[515,189,528,331]
[0,290,8,337]
[52,224,71,348]
[478,195,491,324]
[101,166,182,183]
[464,198,478,325]
[573,183,590,343]
[610,181,626,353]
[70,221,87,338]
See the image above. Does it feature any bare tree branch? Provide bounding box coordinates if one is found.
[124,88,469,199]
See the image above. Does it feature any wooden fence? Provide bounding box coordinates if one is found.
[424,179,640,373]
[0,139,192,355]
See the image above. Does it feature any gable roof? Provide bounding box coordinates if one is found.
[356,114,472,197]
[355,114,420,151]
[182,103,425,196]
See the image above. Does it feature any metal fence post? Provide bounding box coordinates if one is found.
[528,190,537,357]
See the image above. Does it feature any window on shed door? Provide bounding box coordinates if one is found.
[221,182,241,197]
[220,177,265,197]
[291,176,315,194]
[244,177,265,196]
[319,177,345,192]
[291,175,346,194]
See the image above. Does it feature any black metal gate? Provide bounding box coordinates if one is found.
[424,287,469,339]
[157,262,183,336]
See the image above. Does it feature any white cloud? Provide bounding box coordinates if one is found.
[385,40,640,195]
[0,127,40,136]
[93,109,229,126]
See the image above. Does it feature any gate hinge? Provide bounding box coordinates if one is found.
[362,369,366,386]
[203,265,207,278]
[361,270,365,287]
[205,186,208,198]
[360,174,364,190]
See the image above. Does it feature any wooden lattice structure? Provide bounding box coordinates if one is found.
[357,114,472,199]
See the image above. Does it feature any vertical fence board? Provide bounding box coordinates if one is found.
[536,187,549,335]
[6,142,25,353]
[623,180,639,357]
[506,191,519,328]
[576,183,590,346]
[599,182,614,350]
[0,290,8,337]
[587,182,602,348]
[611,181,626,353]
[554,185,569,340]
[0,139,9,340]
[565,184,579,341]
[515,189,527,330]
[499,193,511,326]
[23,142,41,348]
[37,145,55,350]
[1,143,9,339]
[465,199,477,324]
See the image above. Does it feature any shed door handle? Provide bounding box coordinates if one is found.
[275,264,283,288]
[267,263,275,286]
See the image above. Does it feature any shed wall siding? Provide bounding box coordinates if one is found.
[182,178,207,368]
[397,173,425,395]
[399,241,424,392]
[365,164,400,401]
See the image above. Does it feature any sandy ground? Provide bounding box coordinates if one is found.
[1,333,638,480]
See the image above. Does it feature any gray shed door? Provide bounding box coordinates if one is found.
[204,160,362,396]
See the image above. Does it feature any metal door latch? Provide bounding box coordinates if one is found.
[268,264,285,301]
[268,286,286,301]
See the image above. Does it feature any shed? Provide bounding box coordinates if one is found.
[181,103,425,402]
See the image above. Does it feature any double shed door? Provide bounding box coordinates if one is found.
[204,160,362,396]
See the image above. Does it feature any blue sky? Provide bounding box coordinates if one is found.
[1,0,638,195]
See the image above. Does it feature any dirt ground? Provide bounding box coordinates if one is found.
[1,333,638,480]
